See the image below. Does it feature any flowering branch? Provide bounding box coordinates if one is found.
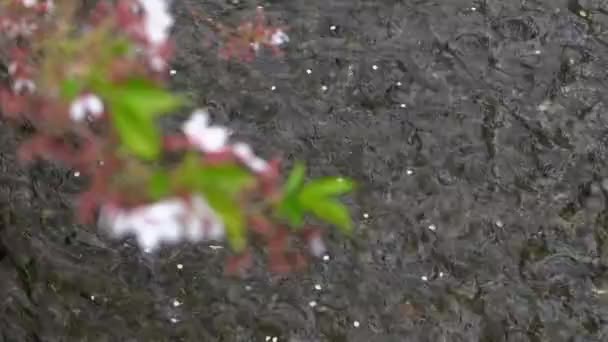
[0,0,354,275]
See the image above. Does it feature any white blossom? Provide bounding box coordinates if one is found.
[182,110,272,175]
[149,55,166,72]
[69,94,104,122]
[12,79,35,94]
[233,143,268,173]
[138,0,174,45]
[182,109,229,152]
[269,29,289,46]
[99,195,225,252]
[8,62,18,76]
[308,234,326,257]
[21,0,37,8]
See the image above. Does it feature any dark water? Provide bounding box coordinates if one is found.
[2,0,608,340]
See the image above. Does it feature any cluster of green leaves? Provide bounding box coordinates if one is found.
[154,156,356,251]
[277,162,355,234]
[96,78,185,160]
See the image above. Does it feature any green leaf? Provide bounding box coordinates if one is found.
[283,162,306,197]
[204,189,246,252]
[111,102,161,160]
[277,196,305,227]
[96,77,188,160]
[306,199,353,234]
[109,38,131,57]
[196,165,252,250]
[92,77,185,160]
[172,153,200,187]
[197,164,254,195]
[174,154,254,196]
[275,162,307,228]
[171,154,252,250]
[111,78,185,118]
[148,170,171,200]
[60,78,82,100]
[299,177,355,204]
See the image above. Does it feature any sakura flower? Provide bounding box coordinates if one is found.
[17,0,53,11]
[21,0,37,8]
[8,62,18,76]
[100,199,185,250]
[308,234,326,257]
[233,142,269,174]
[3,18,38,37]
[269,29,289,46]
[69,93,104,122]
[138,0,174,45]
[183,195,224,242]
[12,78,35,94]
[302,228,326,257]
[182,109,229,153]
[182,109,272,175]
[99,195,225,252]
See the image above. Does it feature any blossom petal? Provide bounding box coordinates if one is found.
[182,110,229,152]
[138,0,174,45]
[233,143,269,173]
